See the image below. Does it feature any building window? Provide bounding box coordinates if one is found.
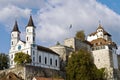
[39,56,41,63]
[12,41,13,45]
[27,37,28,41]
[45,57,47,64]
[27,51,28,54]
[50,58,52,65]
[55,59,57,66]
[33,57,35,62]
[33,37,35,41]
[11,61,13,64]
[33,51,35,55]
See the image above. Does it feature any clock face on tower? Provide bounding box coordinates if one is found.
[18,45,21,50]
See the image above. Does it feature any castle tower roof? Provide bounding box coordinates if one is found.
[97,23,104,30]
[12,20,20,33]
[26,15,35,28]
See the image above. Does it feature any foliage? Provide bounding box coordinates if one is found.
[0,53,9,70]
[66,49,105,80]
[14,52,31,65]
[56,41,60,45]
[75,30,85,41]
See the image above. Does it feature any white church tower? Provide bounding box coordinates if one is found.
[11,21,20,47]
[26,15,36,46]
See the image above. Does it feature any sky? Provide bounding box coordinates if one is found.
[0,0,120,54]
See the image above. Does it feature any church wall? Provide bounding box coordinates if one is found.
[32,50,60,70]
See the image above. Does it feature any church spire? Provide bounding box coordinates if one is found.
[12,20,20,33]
[26,15,35,27]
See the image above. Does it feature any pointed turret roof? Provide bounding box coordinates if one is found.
[26,15,35,28]
[97,23,104,30]
[12,20,20,33]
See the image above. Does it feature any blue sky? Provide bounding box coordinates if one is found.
[0,0,120,54]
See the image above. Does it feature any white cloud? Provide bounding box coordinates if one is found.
[34,0,120,47]
[0,5,31,31]
[0,0,45,9]
[0,0,120,53]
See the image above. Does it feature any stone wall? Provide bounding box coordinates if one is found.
[0,65,65,80]
[0,66,25,79]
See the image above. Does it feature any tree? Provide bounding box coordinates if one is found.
[0,53,9,70]
[75,30,85,41]
[14,52,31,65]
[66,49,105,80]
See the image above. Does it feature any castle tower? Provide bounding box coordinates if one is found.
[26,15,36,45]
[11,20,20,47]
[87,24,118,80]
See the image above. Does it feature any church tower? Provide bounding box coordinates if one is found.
[11,20,20,47]
[26,15,36,45]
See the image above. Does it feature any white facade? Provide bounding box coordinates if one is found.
[9,16,60,70]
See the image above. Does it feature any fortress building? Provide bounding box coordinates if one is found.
[87,24,118,79]
[9,16,60,70]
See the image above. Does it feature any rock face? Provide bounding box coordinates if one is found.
[0,65,65,80]
[1,72,23,80]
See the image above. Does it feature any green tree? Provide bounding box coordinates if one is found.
[0,53,9,70]
[66,49,105,80]
[14,52,31,65]
[75,30,85,41]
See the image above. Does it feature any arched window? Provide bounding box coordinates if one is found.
[33,51,35,55]
[27,37,28,41]
[45,57,47,64]
[33,37,35,41]
[55,59,57,66]
[33,57,35,62]
[12,41,13,45]
[50,58,52,65]
[39,56,41,63]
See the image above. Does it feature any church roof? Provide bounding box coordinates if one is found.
[37,45,59,55]
[12,20,20,33]
[26,15,35,28]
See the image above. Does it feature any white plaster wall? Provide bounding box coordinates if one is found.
[87,35,97,42]
[33,50,59,70]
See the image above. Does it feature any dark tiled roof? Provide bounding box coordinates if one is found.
[26,15,35,27]
[37,45,59,55]
[89,24,111,36]
[97,24,104,30]
[21,40,26,43]
[90,38,117,49]
[12,20,20,33]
